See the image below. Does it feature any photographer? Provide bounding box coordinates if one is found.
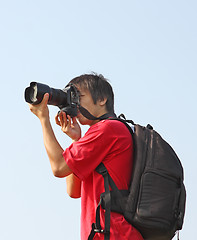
[28,73,143,240]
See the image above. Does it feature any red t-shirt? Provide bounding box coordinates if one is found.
[63,120,143,240]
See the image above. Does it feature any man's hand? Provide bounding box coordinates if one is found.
[55,112,81,141]
[28,93,49,120]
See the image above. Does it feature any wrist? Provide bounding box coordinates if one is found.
[40,115,50,125]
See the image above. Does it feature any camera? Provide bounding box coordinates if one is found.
[24,82,79,117]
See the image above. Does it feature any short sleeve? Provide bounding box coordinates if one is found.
[63,121,118,180]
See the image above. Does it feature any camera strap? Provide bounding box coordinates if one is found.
[78,105,116,121]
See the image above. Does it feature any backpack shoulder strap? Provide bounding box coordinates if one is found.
[88,114,134,240]
[88,163,111,240]
[108,114,134,136]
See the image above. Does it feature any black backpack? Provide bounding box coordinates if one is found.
[88,115,186,240]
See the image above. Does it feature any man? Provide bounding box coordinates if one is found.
[28,73,143,240]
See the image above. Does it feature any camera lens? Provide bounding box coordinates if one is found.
[29,84,38,102]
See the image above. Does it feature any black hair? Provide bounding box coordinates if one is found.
[69,73,114,113]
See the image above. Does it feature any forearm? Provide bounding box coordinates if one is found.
[66,174,81,198]
[28,94,72,177]
[40,117,72,177]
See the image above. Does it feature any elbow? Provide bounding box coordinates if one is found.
[67,189,81,199]
[51,159,71,178]
[52,167,66,178]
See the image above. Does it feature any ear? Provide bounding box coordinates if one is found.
[98,98,107,106]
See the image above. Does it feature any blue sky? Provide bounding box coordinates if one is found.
[0,1,196,239]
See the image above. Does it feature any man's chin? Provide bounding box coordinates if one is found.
[77,115,87,125]
[77,114,92,126]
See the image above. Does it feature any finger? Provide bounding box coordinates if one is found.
[66,115,72,128]
[59,112,66,125]
[55,114,61,126]
[58,112,68,130]
[28,103,37,114]
[28,103,33,111]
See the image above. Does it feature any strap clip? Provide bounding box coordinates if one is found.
[96,163,108,175]
[92,223,104,233]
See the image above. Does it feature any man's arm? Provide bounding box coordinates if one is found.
[40,116,72,177]
[28,93,72,178]
[55,113,82,197]
[28,93,81,196]
[66,174,81,198]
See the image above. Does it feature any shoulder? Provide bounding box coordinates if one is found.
[92,119,131,136]
[92,119,122,129]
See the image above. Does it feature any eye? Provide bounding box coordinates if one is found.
[78,94,85,102]
[79,92,85,98]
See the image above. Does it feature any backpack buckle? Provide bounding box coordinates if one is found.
[96,163,108,175]
[92,223,104,233]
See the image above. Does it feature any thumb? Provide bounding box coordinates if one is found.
[42,93,49,104]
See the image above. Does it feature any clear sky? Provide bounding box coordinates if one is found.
[0,0,196,239]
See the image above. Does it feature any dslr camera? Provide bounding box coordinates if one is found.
[25,82,79,117]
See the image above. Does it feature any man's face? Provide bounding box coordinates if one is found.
[76,86,106,126]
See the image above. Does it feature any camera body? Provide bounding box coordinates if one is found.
[25,82,79,117]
